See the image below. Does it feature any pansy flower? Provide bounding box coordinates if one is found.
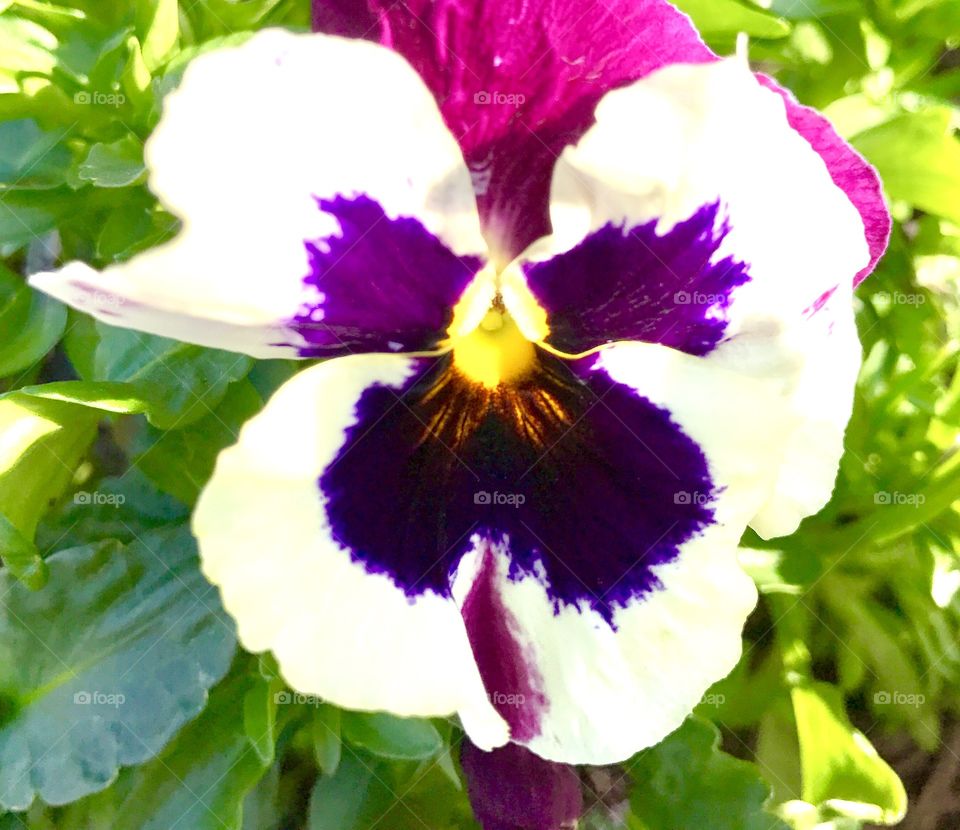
[33,0,888,792]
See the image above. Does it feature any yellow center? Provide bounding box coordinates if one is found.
[451,307,537,389]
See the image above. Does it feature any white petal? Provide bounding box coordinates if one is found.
[193,354,505,743]
[451,342,791,764]
[546,59,870,536]
[32,30,485,358]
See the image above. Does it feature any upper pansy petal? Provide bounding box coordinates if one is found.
[359,0,711,262]
[31,30,486,359]
[757,75,890,284]
[543,59,871,535]
[193,352,507,744]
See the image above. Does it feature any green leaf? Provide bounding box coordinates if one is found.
[0,391,99,583]
[0,264,66,378]
[93,324,253,429]
[672,0,790,38]
[852,109,960,225]
[0,119,73,189]
[0,16,57,85]
[0,526,236,810]
[134,378,264,505]
[792,682,907,824]
[0,512,46,590]
[308,754,378,830]
[14,380,151,414]
[110,663,276,830]
[312,704,342,777]
[77,136,146,188]
[136,0,179,71]
[628,716,788,830]
[341,712,443,761]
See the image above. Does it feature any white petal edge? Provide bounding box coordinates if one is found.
[193,354,507,746]
[31,30,485,359]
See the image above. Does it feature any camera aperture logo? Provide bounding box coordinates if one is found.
[474,490,526,508]
[474,91,526,107]
[274,690,323,706]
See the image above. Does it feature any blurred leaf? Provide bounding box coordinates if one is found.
[792,682,907,825]
[341,712,443,762]
[111,662,277,830]
[853,109,960,225]
[0,119,72,188]
[0,526,236,810]
[135,0,179,71]
[0,263,65,378]
[93,324,253,429]
[77,136,146,188]
[627,716,788,830]
[313,704,342,777]
[308,754,377,830]
[673,0,790,38]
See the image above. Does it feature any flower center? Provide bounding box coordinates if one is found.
[451,305,537,389]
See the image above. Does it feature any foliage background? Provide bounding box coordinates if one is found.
[0,0,958,827]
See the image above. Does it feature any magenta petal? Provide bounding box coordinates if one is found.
[462,740,583,830]
[757,75,889,284]
[370,0,712,261]
[310,0,380,38]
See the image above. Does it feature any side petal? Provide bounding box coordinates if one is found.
[193,353,505,744]
[366,0,712,262]
[543,59,871,535]
[32,30,486,359]
[447,343,790,764]
[757,75,890,284]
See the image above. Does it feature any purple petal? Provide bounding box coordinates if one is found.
[314,0,711,261]
[461,740,582,830]
[310,0,380,38]
[289,194,483,356]
[524,201,749,356]
[757,75,890,284]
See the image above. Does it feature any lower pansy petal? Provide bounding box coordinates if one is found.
[32,30,487,359]
[193,353,505,743]
[296,335,790,762]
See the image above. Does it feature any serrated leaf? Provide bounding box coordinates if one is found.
[792,682,907,825]
[628,716,788,830]
[0,526,236,809]
[93,324,253,429]
[0,264,66,378]
[341,712,442,761]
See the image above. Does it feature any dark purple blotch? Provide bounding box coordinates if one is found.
[289,194,482,357]
[319,350,715,626]
[523,202,749,357]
